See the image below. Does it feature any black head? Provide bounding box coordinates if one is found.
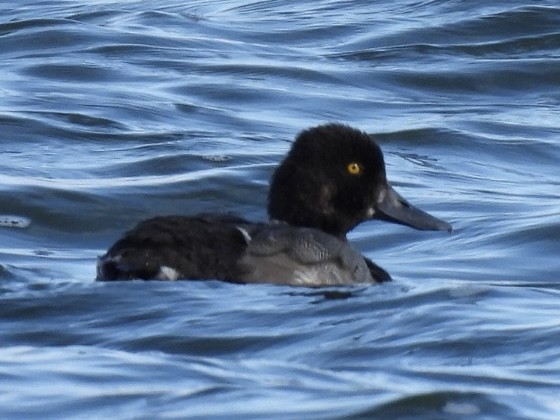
[267,123,451,238]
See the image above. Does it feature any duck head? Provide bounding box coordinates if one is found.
[268,123,451,238]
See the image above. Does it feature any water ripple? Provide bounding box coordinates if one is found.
[1,1,560,418]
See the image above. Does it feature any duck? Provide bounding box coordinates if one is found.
[96,123,451,286]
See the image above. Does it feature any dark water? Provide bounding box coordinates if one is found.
[1,0,560,418]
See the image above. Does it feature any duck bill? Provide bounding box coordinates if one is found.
[375,184,452,232]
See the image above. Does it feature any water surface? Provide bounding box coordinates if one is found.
[1,1,559,418]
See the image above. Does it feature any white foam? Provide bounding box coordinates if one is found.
[0,215,31,229]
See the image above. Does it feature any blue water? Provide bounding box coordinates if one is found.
[1,0,560,418]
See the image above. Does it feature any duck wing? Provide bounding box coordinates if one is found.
[238,225,381,286]
[96,214,252,282]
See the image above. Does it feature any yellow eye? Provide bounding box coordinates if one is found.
[347,162,362,175]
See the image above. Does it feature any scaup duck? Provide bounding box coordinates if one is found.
[97,123,451,286]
